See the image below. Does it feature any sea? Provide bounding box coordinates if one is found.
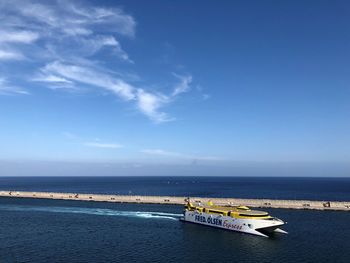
[0,176,349,263]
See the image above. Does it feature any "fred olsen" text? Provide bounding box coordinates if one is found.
[194,215,222,226]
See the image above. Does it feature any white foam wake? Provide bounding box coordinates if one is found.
[0,205,182,220]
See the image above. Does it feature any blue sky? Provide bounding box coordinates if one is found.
[0,0,349,176]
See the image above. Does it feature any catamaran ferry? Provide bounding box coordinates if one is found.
[181,200,287,237]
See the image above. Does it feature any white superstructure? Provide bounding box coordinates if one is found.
[181,201,287,237]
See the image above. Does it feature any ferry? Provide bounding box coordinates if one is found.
[181,200,287,237]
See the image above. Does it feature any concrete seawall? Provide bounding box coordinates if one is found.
[1,191,349,211]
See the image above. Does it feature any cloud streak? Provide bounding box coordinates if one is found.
[41,61,136,100]
[141,149,222,161]
[84,142,123,149]
[0,29,39,61]
[0,49,24,60]
[38,61,189,123]
[0,30,39,44]
[172,74,192,96]
[136,89,171,123]
[0,78,29,95]
[0,0,194,122]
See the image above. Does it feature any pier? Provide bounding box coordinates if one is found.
[0,191,349,211]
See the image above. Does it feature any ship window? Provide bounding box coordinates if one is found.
[239,214,267,217]
[237,207,249,210]
[208,210,224,215]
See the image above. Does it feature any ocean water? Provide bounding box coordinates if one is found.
[0,198,349,263]
[0,176,349,201]
[0,177,349,262]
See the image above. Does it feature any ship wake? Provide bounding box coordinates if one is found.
[0,205,182,220]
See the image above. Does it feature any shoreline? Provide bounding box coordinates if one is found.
[1,191,349,211]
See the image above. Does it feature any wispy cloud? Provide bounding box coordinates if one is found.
[40,61,189,123]
[0,1,194,122]
[196,85,211,101]
[135,74,193,123]
[0,78,29,95]
[32,73,76,90]
[34,74,73,84]
[40,61,136,100]
[0,49,24,60]
[84,142,123,149]
[1,0,136,37]
[0,30,39,44]
[0,30,39,61]
[136,89,171,123]
[172,74,192,96]
[0,0,135,62]
[62,132,123,149]
[141,149,222,161]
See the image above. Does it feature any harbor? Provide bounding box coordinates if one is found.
[1,191,349,211]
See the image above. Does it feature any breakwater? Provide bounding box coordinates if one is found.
[0,191,349,211]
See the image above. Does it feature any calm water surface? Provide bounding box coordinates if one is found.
[0,177,349,262]
[0,197,349,263]
[0,176,349,200]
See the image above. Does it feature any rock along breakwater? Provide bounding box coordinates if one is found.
[0,191,349,211]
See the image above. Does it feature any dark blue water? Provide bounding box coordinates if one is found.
[0,176,349,201]
[0,177,349,262]
[0,197,349,263]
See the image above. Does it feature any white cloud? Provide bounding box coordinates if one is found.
[39,61,175,122]
[16,2,58,27]
[172,74,192,96]
[32,72,78,90]
[63,3,136,37]
[63,27,93,36]
[141,149,179,156]
[63,132,123,149]
[38,61,192,122]
[0,77,29,95]
[136,89,171,123]
[0,30,39,43]
[0,1,135,61]
[131,73,193,122]
[0,1,194,123]
[84,142,123,149]
[0,49,24,60]
[33,74,73,84]
[5,1,136,37]
[73,36,132,62]
[141,149,222,161]
[42,61,136,100]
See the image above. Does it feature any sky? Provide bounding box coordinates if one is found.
[0,0,349,176]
